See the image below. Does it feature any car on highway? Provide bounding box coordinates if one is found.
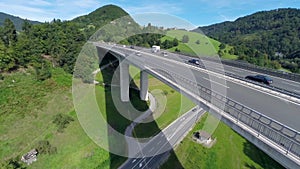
[162,52,168,56]
[188,59,200,65]
[135,52,141,56]
[130,46,134,49]
[245,75,273,85]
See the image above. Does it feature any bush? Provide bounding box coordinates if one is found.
[0,74,4,80]
[52,113,74,132]
[175,48,181,52]
[37,140,57,155]
[34,60,52,81]
[182,35,189,43]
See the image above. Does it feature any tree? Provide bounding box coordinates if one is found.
[34,60,52,81]
[219,43,226,50]
[218,49,224,57]
[53,113,74,132]
[22,19,33,35]
[182,35,189,43]
[0,157,26,169]
[3,19,17,46]
[173,38,179,46]
[162,39,173,49]
[37,140,57,154]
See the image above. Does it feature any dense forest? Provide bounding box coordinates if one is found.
[0,5,137,80]
[196,8,300,73]
[0,4,173,82]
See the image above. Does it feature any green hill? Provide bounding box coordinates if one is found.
[73,4,130,27]
[72,4,140,40]
[162,29,238,59]
[0,4,139,73]
[0,12,41,31]
[194,8,300,72]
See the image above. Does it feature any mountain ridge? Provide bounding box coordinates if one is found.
[0,12,41,31]
[194,8,300,72]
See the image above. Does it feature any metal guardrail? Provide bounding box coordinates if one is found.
[186,62,300,100]
[200,56,300,82]
[111,43,300,82]
[154,68,300,160]
[101,45,300,161]
[110,44,300,99]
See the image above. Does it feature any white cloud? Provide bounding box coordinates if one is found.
[0,2,56,21]
[125,2,183,15]
[0,0,109,22]
[73,0,101,8]
[28,0,52,6]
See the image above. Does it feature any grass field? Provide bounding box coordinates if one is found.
[0,62,192,168]
[0,63,281,169]
[0,67,125,169]
[162,30,238,60]
[128,65,195,138]
[132,77,195,138]
[161,113,284,169]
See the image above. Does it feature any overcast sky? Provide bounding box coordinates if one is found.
[1,0,299,28]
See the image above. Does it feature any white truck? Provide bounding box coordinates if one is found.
[151,45,160,53]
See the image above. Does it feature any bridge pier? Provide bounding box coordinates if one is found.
[140,71,149,101]
[119,59,149,102]
[120,60,130,102]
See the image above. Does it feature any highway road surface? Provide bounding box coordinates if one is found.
[136,46,300,95]
[100,43,300,132]
[119,106,205,169]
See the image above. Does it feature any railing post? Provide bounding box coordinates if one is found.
[257,123,262,137]
[237,112,240,123]
[286,142,293,155]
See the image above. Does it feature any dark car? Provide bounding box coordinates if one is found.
[188,59,200,65]
[130,46,134,49]
[245,75,273,85]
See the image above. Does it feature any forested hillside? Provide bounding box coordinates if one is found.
[195,8,300,73]
[0,12,40,31]
[0,5,135,77]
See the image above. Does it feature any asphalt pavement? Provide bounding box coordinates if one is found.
[119,106,204,169]
[105,44,300,132]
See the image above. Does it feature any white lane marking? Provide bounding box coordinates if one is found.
[110,45,300,105]
[149,147,154,152]
[202,77,230,89]
[157,140,161,145]
[136,49,300,105]
[223,62,300,86]
[162,61,174,68]
[293,89,300,93]
[281,81,300,87]
[200,58,300,87]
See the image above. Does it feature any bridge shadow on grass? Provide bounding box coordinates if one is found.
[243,138,284,169]
[99,52,184,169]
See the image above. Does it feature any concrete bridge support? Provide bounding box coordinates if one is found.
[140,71,149,101]
[119,59,149,102]
[120,60,130,102]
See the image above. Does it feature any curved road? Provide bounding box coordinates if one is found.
[100,43,300,132]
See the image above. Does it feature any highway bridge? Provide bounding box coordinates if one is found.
[95,42,300,168]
